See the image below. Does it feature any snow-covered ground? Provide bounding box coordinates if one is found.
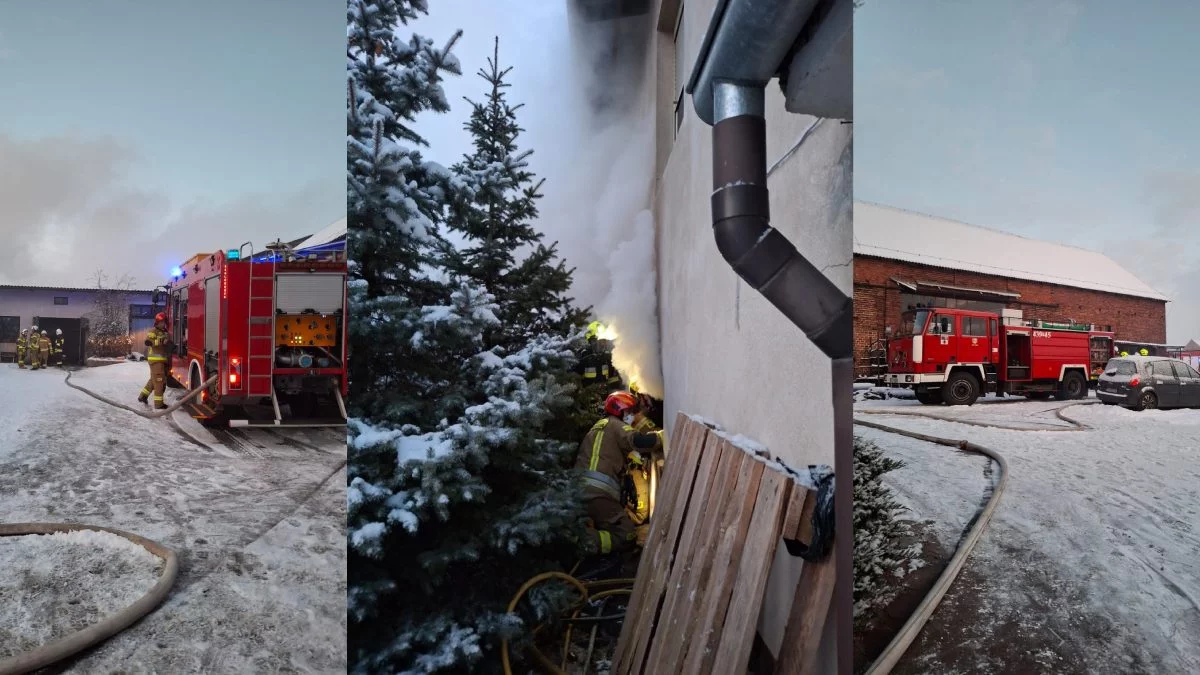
[0,361,346,672]
[856,395,1200,674]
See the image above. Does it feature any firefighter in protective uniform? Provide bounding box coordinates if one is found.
[575,391,661,554]
[34,330,51,370]
[52,329,65,367]
[138,313,172,409]
[27,326,41,369]
[16,329,28,369]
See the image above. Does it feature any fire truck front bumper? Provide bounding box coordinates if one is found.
[885,372,946,386]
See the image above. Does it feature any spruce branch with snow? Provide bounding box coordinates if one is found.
[346,14,592,673]
[853,435,921,625]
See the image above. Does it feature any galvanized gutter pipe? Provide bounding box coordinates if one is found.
[686,1,853,672]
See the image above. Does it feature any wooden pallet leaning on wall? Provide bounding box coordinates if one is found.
[612,413,838,674]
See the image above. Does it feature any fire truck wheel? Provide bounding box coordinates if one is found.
[914,390,941,405]
[942,371,980,406]
[1058,371,1087,400]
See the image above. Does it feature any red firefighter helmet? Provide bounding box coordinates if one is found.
[155,312,167,323]
[604,391,638,418]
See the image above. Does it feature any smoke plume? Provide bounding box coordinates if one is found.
[533,6,664,397]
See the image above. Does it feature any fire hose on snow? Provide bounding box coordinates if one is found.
[63,370,219,419]
[851,418,1008,675]
[0,523,179,675]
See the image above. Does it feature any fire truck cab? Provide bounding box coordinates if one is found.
[885,307,1114,406]
[156,241,348,427]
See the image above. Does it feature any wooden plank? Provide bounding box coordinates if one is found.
[678,452,766,673]
[624,423,724,674]
[780,481,810,541]
[709,473,793,674]
[614,412,701,671]
[644,437,744,672]
[614,415,712,674]
[774,535,839,674]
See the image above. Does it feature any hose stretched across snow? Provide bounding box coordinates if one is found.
[857,400,1097,433]
[0,523,179,675]
[853,418,1009,675]
[64,369,219,419]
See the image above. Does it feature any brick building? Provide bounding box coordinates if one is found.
[853,202,1169,373]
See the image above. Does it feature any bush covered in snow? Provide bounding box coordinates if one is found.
[853,434,920,624]
[345,6,590,671]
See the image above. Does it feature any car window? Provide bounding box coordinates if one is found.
[1188,363,1200,379]
[962,317,987,337]
[1149,362,1176,380]
[1170,361,1197,379]
[1105,360,1136,375]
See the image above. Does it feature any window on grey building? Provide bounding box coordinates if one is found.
[673,3,686,136]
[53,296,68,305]
[0,316,18,342]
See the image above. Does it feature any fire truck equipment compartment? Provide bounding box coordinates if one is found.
[275,274,345,314]
[276,314,338,347]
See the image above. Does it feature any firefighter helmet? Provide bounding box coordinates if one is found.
[586,320,602,340]
[41,330,47,335]
[56,328,62,335]
[1139,348,1149,356]
[155,312,167,323]
[604,391,638,417]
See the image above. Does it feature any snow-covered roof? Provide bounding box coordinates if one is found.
[854,202,1169,302]
[0,284,155,294]
[293,217,346,251]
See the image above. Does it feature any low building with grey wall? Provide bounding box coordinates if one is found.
[0,285,156,362]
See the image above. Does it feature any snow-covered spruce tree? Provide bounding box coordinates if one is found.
[347,15,591,672]
[444,37,589,345]
[853,435,920,626]
[444,37,597,446]
[347,0,464,426]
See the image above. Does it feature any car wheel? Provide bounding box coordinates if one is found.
[1059,371,1087,400]
[942,372,979,406]
[1137,391,1158,411]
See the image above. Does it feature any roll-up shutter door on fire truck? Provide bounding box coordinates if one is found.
[205,275,220,350]
[275,274,345,314]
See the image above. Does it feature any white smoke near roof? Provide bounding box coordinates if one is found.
[411,2,664,397]
[537,7,663,398]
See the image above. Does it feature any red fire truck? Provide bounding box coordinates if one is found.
[884,308,1115,406]
[154,240,348,427]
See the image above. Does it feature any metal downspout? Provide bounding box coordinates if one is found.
[687,1,853,671]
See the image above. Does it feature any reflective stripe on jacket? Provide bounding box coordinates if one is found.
[146,327,171,363]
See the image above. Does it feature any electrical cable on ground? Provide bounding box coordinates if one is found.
[64,370,219,419]
[0,523,179,675]
[853,417,1009,675]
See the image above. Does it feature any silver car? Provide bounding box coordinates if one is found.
[1096,356,1200,410]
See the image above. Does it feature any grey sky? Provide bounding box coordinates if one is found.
[856,0,1200,343]
[0,1,343,289]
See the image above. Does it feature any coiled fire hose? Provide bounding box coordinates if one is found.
[852,418,1008,675]
[501,567,637,675]
[0,523,179,675]
[64,370,219,419]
